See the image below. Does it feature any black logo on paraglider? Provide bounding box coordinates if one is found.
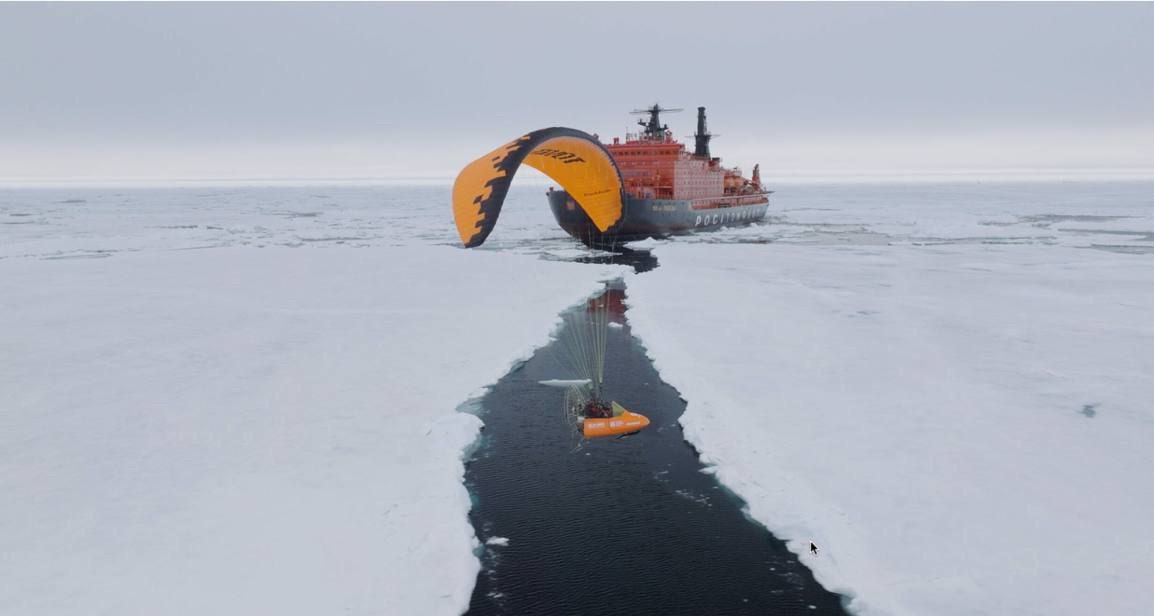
[531,148,585,164]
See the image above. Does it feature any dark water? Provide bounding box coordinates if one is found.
[464,282,848,615]
[573,247,660,273]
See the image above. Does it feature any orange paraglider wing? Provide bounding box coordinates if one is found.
[452,127,624,248]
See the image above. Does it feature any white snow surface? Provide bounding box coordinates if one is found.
[0,183,621,615]
[538,378,592,388]
[5,180,1154,615]
[626,237,1154,615]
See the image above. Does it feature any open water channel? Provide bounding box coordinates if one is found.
[464,255,849,615]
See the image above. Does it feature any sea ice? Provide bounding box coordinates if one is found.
[538,379,593,387]
[626,238,1154,616]
[0,233,619,615]
[5,180,1152,615]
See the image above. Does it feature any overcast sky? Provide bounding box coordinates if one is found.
[2,2,1152,181]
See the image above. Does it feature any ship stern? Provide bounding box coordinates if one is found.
[547,189,622,249]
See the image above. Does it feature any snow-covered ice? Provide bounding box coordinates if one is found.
[485,536,510,547]
[0,184,620,615]
[4,179,1153,615]
[625,182,1154,615]
[538,378,592,388]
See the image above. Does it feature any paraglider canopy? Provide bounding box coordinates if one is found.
[452,127,625,247]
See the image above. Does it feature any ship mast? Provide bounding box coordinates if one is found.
[631,104,682,141]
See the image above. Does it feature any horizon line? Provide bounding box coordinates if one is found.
[2,167,1153,189]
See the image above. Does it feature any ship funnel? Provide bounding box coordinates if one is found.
[694,106,712,159]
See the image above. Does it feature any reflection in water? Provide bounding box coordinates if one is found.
[587,285,627,324]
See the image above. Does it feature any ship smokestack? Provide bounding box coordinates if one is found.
[694,106,712,159]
